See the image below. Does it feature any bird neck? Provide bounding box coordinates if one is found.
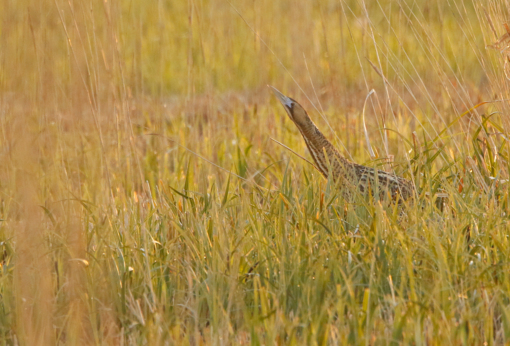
[295,120,349,179]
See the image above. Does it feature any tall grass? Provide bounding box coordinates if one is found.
[1,0,510,344]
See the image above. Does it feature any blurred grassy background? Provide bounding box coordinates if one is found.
[2,0,510,344]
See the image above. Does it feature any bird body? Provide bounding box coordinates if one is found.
[271,86,414,204]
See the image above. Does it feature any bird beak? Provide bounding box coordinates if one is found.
[269,86,294,110]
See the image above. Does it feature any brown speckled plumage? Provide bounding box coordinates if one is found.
[271,86,415,204]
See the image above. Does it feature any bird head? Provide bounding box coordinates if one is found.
[270,86,311,128]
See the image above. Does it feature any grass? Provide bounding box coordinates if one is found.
[1,0,510,344]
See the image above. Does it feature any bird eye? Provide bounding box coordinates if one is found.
[283,99,294,109]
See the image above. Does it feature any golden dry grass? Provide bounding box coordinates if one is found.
[2,0,510,344]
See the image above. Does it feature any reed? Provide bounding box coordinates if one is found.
[1,0,510,344]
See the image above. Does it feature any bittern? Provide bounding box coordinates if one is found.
[270,86,414,204]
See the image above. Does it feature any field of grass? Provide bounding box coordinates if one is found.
[2,0,510,344]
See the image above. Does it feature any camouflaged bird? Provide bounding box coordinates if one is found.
[271,86,415,204]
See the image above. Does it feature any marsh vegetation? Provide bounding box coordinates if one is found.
[1,0,510,344]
